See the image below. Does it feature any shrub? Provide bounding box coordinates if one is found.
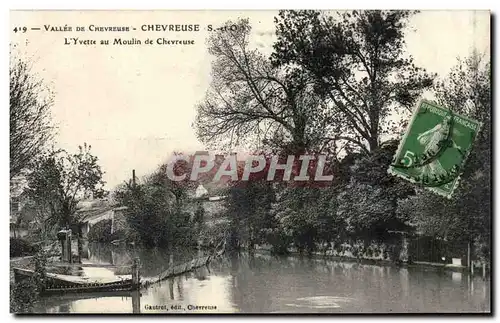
[10,238,39,257]
[10,251,47,313]
[10,279,38,313]
[87,220,123,242]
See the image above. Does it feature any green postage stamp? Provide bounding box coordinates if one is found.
[388,100,482,198]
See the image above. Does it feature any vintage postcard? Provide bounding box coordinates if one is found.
[9,10,491,314]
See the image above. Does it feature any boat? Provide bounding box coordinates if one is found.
[12,267,134,294]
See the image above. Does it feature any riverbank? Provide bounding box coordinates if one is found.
[252,247,488,276]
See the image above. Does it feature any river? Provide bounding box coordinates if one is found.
[34,243,490,314]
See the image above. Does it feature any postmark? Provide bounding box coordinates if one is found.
[388,100,482,198]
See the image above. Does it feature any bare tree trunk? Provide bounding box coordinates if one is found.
[77,226,83,263]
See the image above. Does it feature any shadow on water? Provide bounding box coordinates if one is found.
[34,243,491,314]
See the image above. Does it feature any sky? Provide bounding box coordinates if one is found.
[9,10,490,189]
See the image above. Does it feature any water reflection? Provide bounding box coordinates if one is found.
[34,244,491,314]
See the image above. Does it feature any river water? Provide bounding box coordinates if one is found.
[34,243,490,314]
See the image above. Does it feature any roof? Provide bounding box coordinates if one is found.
[77,206,114,223]
[208,196,226,201]
[75,198,127,223]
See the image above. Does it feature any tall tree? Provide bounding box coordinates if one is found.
[195,19,337,154]
[10,53,54,178]
[114,168,195,248]
[272,10,435,153]
[225,180,275,251]
[336,140,414,238]
[26,144,106,261]
[434,51,491,173]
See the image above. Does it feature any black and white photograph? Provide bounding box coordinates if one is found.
[9,9,491,314]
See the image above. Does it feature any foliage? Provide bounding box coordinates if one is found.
[155,153,199,205]
[10,279,39,313]
[32,250,48,293]
[272,10,435,152]
[195,19,330,154]
[194,205,205,226]
[198,220,230,248]
[263,142,414,255]
[10,237,39,257]
[26,143,106,229]
[10,50,55,178]
[20,199,59,242]
[265,185,340,254]
[87,220,123,243]
[10,251,47,313]
[114,167,196,248]
[337,141,415,237]
[271,187,322,253]
[224,181,275,251]
[26,144,105,262]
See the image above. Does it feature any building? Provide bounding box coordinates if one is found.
[195,184,208,198]
[76,199,129,237]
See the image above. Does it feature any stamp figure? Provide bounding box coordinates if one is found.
[389,100,482,198]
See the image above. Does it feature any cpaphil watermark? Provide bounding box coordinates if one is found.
[163,152,335,186]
